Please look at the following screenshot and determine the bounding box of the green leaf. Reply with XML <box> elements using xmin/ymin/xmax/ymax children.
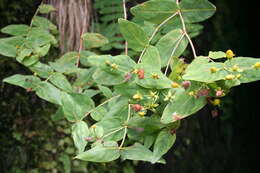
<box><xmin>208</xmin><ymin>51</ymin><xmax>226</xmax><ymax>59</ymax></box>
<box><xmin>49</xmin><ymin>52</ymin><xmax>80</xmax><ymax>74</ymax></box>
<box><xmin>152</xmin><ymin>129</ymin><xmax>176</xmax><ymax>163</ymax></box>
<box><xmin>98</xmin><ymin>85</ymin><xmax>113</xmax><ymax>98</ymax></box>
<box><xmin>119</xmin><ymin>18</ymin><xmax>149</xmax><ymax>51</ymax></box>
<box><xmin>93</xmin><ymin>68</ymin><xmax>125</xmax><ymax>85</ymax></box>
<box><xmin>121</xmin><ymin>143</ymin><xmax>153</xmax><ymax>162</ymax></box>
<box><xmin>51</xmin><ymin>106</ymin><xmax>64</xmax><ymax>122</ymax></box>
<box><xmin>144</xmin><ymin>135</ymin><xmax>155</xmax><ymax>149</ymax></box>
<box><xmin>39</xmin><ymin>4</ymin><xmax>56</xmax><ymax>14</ymax></box>
<box><xmin>29</xmin><ymin>62</ymin><xmax>54</xmax><ymax>78</ymax></box>
<box><xmin>225</xmin><ymin>57</ymin><xmax>260</xmax><ymax>83</ymax></box>
<box><xmin>135</xmin><ymin>64</ymin><xmax>172</xmax><ymax>89</ymax></box>
<box><xmin>161</xmin><ymin>89</ymin><xmax>207</xmax><ymax>124</ymax></box>
<box><xmin>72</xmin><ymin>121</ymin><xmax>89</xmax><ymax>153</ymax></box>
<box><xmin>183</xmin><ymin>57</ymin><xmax>229</xmax><ymax>83</ymax></box>
<box><xmin>32</xmin><ymin>16</ymin><xmax>58</xmax><ymax>33</ymax></box>
<box><xmin>26</xmin><ymin>28</ymin><xmax>56</xmax><ymax>48</ymax></box>
<box><xmin>75</xmin><ymin>141</ymin><xmax>120</xmax><ymax>162</ymax></box>
<box><xmin>0</xmin><ymin>36</ymin><xmax>25</xmax><ymax>47</ymax></box>
<box><xmin>34</xmin><ymin>44</ymin><xmax>51</xmax><ymax>57</ymax></box>
<box><xmin>49</xmin><ymin>73</ymin><xmax>73</xmax><ymax>92</ymax></box>
<box><xmin>130</xmin><ymin>0</ymin><xmax>179</xmax><ymax>24</ymax></box>
<box><xmin>1</xmin><ymin>24</ymin><xmax>29</xmax><ymax>36</ymax></box>
<box><xmin>80</xmin><ymin>50</ymin><xmax>96</xmax><ymax>66</ymax></box>
<box><xmin>82</xmin><ymin>33</ymin><xmax>109</xmax><ymax>49</ymax></box>
<box><xmin>90</xmin><ymin>106</ymin><xmax>107</xmax><ymax>121</ymax></box>
<box><xmin>180</xmin><ymin>0</ymin><xmax>216</xmax><ymax>23</ymax></box>
<box><xmin>58</xmin><ymin>154</ymin><xmax>71</xmax><ymax>173</ymax></box>
<box><xmin>35</xmin><ymin>81</ymin><xmax>62</xmax><ymax>105</ymax></box>
<box><xmin>0</xmin><ymin>42</ymin><xmax>16</xmax><ymax>57</ymax></box>
<box><xmin>84</xmin><ymin>89</ymin><xmax>100</xmax><ymax>98</ymax></box>
<box><xmin>3</xmin><ymin>74</ymin><xmax>41</xmax><ymax>90</ymax></box>
<box><xmin>73</xmin><ymin>67</ymin><xmax>96</xmax><ymax>89</ymax></box>
<box><xmin>169</xmin><ymin>57</ymin><xmax>187</xmax><ymax>81</ymax></box>
<box><xmin>61</xmin><ymin>92</ymin><xmax>94</xmax><ymax>122</ymax></box>
<box><xmin>156</xmin><ymin>29</ymin><xmax>188</xmax><ymax>67</ymax></box>
<box><xmin>142</xmin><ymin>46</ymin><xmax>161</xmax><ymax>70</ymax></box>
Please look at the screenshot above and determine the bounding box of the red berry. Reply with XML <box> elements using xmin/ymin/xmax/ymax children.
<box><xmin>196</xmin><ymin>89</ymin><xmax>209</xmax><ymax>98</ymax></box>
<box><xmin>216</xmin><ymin>90</ymin><xmax>224</xmax><ymax>97</ymax></box>
<box><xmin>132</xmin><ymin>104</ymin><xmax>143</xmax><ymax>112</ymax></box>
<box><xmin>137</xmin><ymin>69</ymin><xmax>145</xmax><ymax>79</ymax></box>
<box><xmin>182</xmin><ymin>81</ymin><xmax>191</xmax><ymax>89</ymax></box>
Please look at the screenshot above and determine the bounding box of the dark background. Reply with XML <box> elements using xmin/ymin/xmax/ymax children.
<box><xmin>0</xmin><ymin>0</ymin><xmax>258</xmax><ymax>172</ymax></box>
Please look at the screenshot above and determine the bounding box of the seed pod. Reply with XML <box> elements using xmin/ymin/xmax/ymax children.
<box><xmin>182</xmin><ymin>81</ymin><xmax>191</xmax><ymax>89</ymax></box>
<box><xmin>124</xmin><ymin>72</ymin><xmax>132</xmax><ymax>81</ymax></box>
<box><xmin>196</xmin><ymin>89</ymin><xmax>209</xmax><ymax>97</ymax></box>
<box><xmin>137</xmin><ymin>69</ymin><xmax>145</xmax><ymax>79</ymax></box>
<box><xmin>131</xmin><ymin>104</ymin><xmax>143</xmax><ymax>112</ymax></box>
<box><xmin>215</xmin><ymin>90</ymin><xmax>224</xmax><ymax>97</ymax></box>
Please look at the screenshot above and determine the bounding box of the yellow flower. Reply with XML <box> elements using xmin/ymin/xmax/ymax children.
<box><xmin>253</xmin><ymin>62</ymin><xmax>260</xmax><ymax>69</ymax></box>
<box><xmin>133</xmin><ymin>93</ymin><xmax>143</xmax><ymax>100</ymax></box>
<box><xmin>212</xmin><ymin>99</ymin><xmax>221</xmax><ymax>106</ymax></box>
<box><xmin>111</xmin><ymin>63</ymin><xmax>118</xmax><ymax>70</ymax></box>
<box><xmin>231</xmin><ymin>65</ymin><xmax>240</xmax><ymax>72</ymax></box>
<box><xmin>225</xmin><ymin>74</ymin><xmax>235</xmax><ymax>80</ymax></box>
<box><xmin>210</xmin><ymin>67</ymin><xmax>218</xmax><ymax>73</ymax></box>
<box><xmin>151</xmin><ymin>73</ymin><xmax>160</xmax><ymax>79</ymax></box>
<box><xmin>226</xmin><ymin>49</ymin><xmax>235</xmax><ymax>59</ymax></box>
<box><xmin>188</xmin><ymin>91</ymin><xmax>195</xmax><ymax>96</ymax></box>
<box><xmin>138</xmin><ymin>111</ymin><xmax>146</xmax><ymax>117</ymax></box>
<box><xmin>236</xmin><ymin>74</ymin><xmax>241</xmax><ymax>79</ymax></box>
<box><xmin>171</xmin><ymin>82</ymin><xmax>180</xmax><ymax>88</ymax></box>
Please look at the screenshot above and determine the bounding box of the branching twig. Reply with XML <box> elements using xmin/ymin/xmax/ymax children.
<box><xmin>119</xmin><ymin>104</ymin><xmax>131</xmax><ymax>149</ymax></box>
<box><xmin>123</xmin><ymin>0</ymin><xmax>128</xmax><ymax>55</ymax></box>
<box><xmin>164</xmin><ymin>34</ymin><xmax>185</xmax><ymax>75</ymax></box>
<box><xmin>137</xmin><ymin>12</ymin><xmax>178</xmax><ymax>63</ymax></box>
<box><xmin>178</xmin><ymin>10</ymin><xmax>197</xmax><ymax>58</ymax></box>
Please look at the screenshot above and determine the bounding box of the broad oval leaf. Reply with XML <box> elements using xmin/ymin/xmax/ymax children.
<box><xmin>82</xmin><ymin>33</ymin><xmax>109</xmax><ymax>49</ymax></box>
<box><xmin>142</xmin><ymin>46</ymin><xmax>161</xmax><ymax>70</ymax></box>
<box><xmin>152</xmin><ymin>129</ymin><xmax>176</xmax><ymax>163</ymax></box>
<box><xmin>72</xmin><ymin>121</ymin><xmax>89</xmax><ymax>153</ymax></box>
<box><xmin>130</xmin><ymin>0</ymin><xmax>179</xmax><ymax>24</ymax></box>
<box><xmin>3</xmin><ymin>74</ymin><xmax>41</xmax><ymax>90</ymax></box>
<box><xmin>49</xmin><ymin>73</ymin><xmax>73</xmax><ymax>92</ymax></box>
<box><xmin>121</xmin><ymin>143</ymin><xmax>153</xmax><ymax>162</ymax></box>
<box><xmin>161</xmin><ymin>89</ymin><xmax>207</xmax><ymax>124</ymax></box>
<box><xmin>180</xmin><ymin>0</ymin><xmax>216</xmax><ymax>23</ymax></box>
<box><xmin>119</xmin><ymin>18</ymin><xmax>149</xmax><ymax>51</ymax></box>
<box><xmin>35</xmin><ymin>81</ymin><xmax>62</xmax><ymax>105</ymax></box>
<box><xmin>0</xmin><ymin>42</ymin><xmax>16</xmax><ymax>57</ymax></box>
<box><xmin>182</xmin><ymin>57</ymin><xmax>229</xmax><ymax>83</ymax></box>
<box><xmin>156</xmin><ymin>29</ymin><xmax>188</xmax><ymax>67</ymax></box>
<box><xmin>61</xmin><ymin>92</ymin><xmax>94</xmax><ymax>122</ymax></box>
<box><xmin>75</xmin><ymin>141</ymin><xmax>120</xmax><ymax>162</ymax></box>
<box><xmin>39</xmin><ymin>4</ymin><xmax>56</xmax><ymax>14</ymax></box>
<box><xmin>1</xmin><ymin>24</ymin><xmax>29</xmax><ymax>36</ymax></box>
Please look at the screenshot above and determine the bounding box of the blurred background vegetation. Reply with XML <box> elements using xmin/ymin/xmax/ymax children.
<box><xmin>0</xmin><ymin>0</ymin><xmax>257</xmax><ymax>173</ymax></box>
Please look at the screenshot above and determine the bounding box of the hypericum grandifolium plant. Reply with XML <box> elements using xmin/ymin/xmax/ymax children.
<box><xmin>1</xmin><ymin>0</ymin><xmax>260</xmax><ymax>164</ymax></box>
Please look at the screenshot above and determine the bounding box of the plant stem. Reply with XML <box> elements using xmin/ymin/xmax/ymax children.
<box><xmin>123</xmin><ymin>0</ymin><xmax>128</xmax><ymax>55</ymax></box>
<box><xmin>83</xmin><ymin>95</ymin><xmax>121</xmax><ymax>118</ymax></box>
<box><xmin>119</xmin><ymin>104</ymin><xmax>131</xmax><ymax>149</ymax></box>
<box><xmin>137</xmin><ymin>12</ymin><xmax>178</xmax><ymax>63</ymax></box>
<box><xmin>102</xmin><ymin>127</ymin><xmax>124</xmax><ymax>139</ymax></box>
<box><xmin>164</xmin><ymin>34</ymin><xmax>185</xmax><ymax>75</ymax></box>
<box><xmin>178</xmin><ymin>10</ymin><xmax>197</xmax><ymax>58</ymax></box>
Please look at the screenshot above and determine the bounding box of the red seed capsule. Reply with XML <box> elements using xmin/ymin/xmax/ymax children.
<box><xmin>196</xmin><ymin>89</ymin><xmax>209</xmax><ymax>98</ymax></box>
<box><xmin>137</xmin><ymin>69</ymin><xmax>145</xmax><ymax>79</ymax></box>
<box><xmin>216</xmin><ymin>90</ymin><xmax>224</xmax><ymax>97</ymax></box>
<box><xmin>182</xmin><ymin>81</ymin><xmax>191</xmax><ymax>89</ymax></box>
<box><xmin>131</xmin><ymin>104</ymin><xmax>143</xmax><ymax>112</ymax></box>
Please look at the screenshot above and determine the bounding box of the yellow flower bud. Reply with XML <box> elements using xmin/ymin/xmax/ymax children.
<box><xmin>105</xmin><ymin>60</ymin><xmax>111</xmax><ymax>65</ymax></box>
<box><xmin>226</xmin><ymin>49</ymin><xmax>235</xmax><ymax>59</ymax></box>
<box><xmin>138</xmin><ymin>111</ymin><xmax>146</xmax><ymax>117</ymax></box>
<box><xmin>236</xmin><ymin>74</ymin><xmax>241</xmax><ymax>79</ymax></box>
<box><xmin>91</xmin><ymin>125</ymin><xmax>97</xmax><ymax>129</ymax></box>
<box><xmin>171</xmin><ymin>82</ymin><xmax>180</xmax><ymax>88</ymax></box>
<box><xmin>188</xmin><ymin>91</ymin><xmax>195</xmax><ymax>96</ymax></box>
<box><xmin>111</xmin><ymin>63</ymin><xmax>118</xmax><ymax>70</ymax></box>
<box><xmin>212</xmin><ymin>99</ymin><xmax>221</xmax><ymax>106</ymax></box>
<box><xmin>151</xmin><ymin>73</ymin><xmax>160</xmax><ymax>79</ymax></box>
<box><xmin>210</xmin><ymin>67</ymin><xmax>218</xmax><ymax>73</ymax></box>
<box><xmin>133</xmin><ymin>93</ymin><xmax>143</xmax><ymax>100</ymax></box>
<box><xmin>225</xmin><ymin>74</ymin><xmax>235</xmax><ymax>80</ymax></box>
<box><xmin>253</xmin><ymin>62</ymin><xmax>260</xmax><ymax>69</ymax></box>
<box><xmin>133</xmin><ymin>69</ymin><xmax>139</xmax><ymax>74</ymax></box>
<box><xmin>231</xmin><ymin>65</ymin><xmax>240</xmax><ymax>72</ymax></box>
